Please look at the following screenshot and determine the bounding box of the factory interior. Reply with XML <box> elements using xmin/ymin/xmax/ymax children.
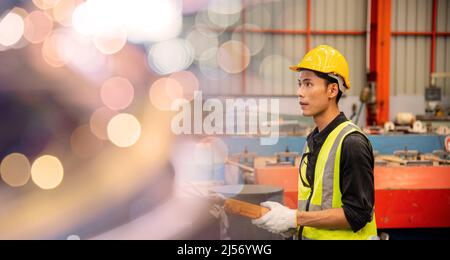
<box><xmin>0</xmin><ymin>0</ymin><xmax>449</xmax><ymax>240</ymax></box>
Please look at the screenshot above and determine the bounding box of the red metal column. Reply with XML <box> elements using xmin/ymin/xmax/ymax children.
<box><xmin>306</xmin><ymin>0</ymin><xmax>311</xmax><ymax>52</ymax></box>
<box><xmin>375</xmin><ymin>0</ymin><xmax>391</xmax><ymax>125</ymax></box>
<box><xmin>430</xmin><ymin>0</ymin><xmax>437</xmax><ymax>79</ymax></box>
<box><xmin>366</xmin><ymin>0</ymin><xmax>379</xmax><ymax>127</ymax></box>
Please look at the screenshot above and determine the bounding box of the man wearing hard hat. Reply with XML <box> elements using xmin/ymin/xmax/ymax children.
<box><xmin>252</xmin><ymin>45</ymin><xmax>377</xmax><ymax>240</ymax></box>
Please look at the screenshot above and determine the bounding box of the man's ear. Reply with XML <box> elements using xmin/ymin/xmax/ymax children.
<box><xmin>327</xmin><ymin>83</ymin><xmax>339</xmax><ymax>99</ymax></box>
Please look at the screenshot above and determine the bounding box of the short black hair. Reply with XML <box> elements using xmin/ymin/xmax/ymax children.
<box><xmin>300</xmin><ymin>69</ymin><xmax>343</xmax><ymax>103</ymax></box>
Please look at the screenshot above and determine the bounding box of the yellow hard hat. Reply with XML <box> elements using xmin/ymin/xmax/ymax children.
<box><xmin>290</xmin><ymin>45</ymin><xmax>351</xmax><ymax>91</ymax></box>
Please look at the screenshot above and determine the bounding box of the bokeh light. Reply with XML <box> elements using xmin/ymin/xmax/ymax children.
<box><xmin>33</xmin><ymin>0</ymin><xmax>59</xmax><ymax>10</ymax></box>
<box><xmin>197</xmin><ymin>137</ymin><xmax>229</xmax><ymax>164</ymax></box>
<box><xmin>72</xmin><ymin>0</ymin><xmax>182</xmax><ymax>43</ymax></box>
<box><xmin>246</xmin><ymin>4</ymin><xmax>272</xmax><ymax>28</ymax></box>
<box><xmin>41</xmin><ymin>30</ymin><xmax>67</xmax><ymax>67</ymax></box>
<box><xmin>31</xmin><ymin>155</ymin><xmax>64</xmax><ymax>190</ymax></box>
<box><xmin>207</xmin><ymin>11</ymin><xmax>241</xmax><ymax>29</ymax></box>
<box><xmin>186</xmin><ymin>29</ymin><xmax>219</xmax><ymax>60</ymax></box>
<box><xmin>194</xmin><ymin>10</ymin><xmax>225</xmax><ymax>37</ymax></box>
<box><xmin>206</xmin><ymin>0</ymin><xmax>242</xmax><ymax>28</ymax></box>
<box><xmin>107</xmin><ymin>113</ymin><xmax>142</xmax><ymax>148</ymax></box>
<box><xmin>70</xmin><ymin>125</ymin><xmax>104</xmax><ymax>159</ymax></box>
<box><xmin>53</xmin><ymin>0</ymin><xmax>82</xmax><ymax>27</ymax></box>
<box><xmin>259</xmin><ymin>55</ymin><xmax>293</xmax><ymax>89</ymax></box>
<box><xmin>101</xmin><ymin>77</ymin><xmax>135</xmax><ymax>111</ymax></box>
<box><xmin>0</xmin><ymin>153</ymin><xmax>31</xmax><ymax>188</ymax></box>
<box><xmin>217</xmin><ymin>40</ymin><xmax>250</xmax><ymax>74</ymax></box>
<box><xmin>198</xmin><ymin>47</ymin><xmax>227</xmax><ymax>80</ymax></box>
<box><xmin>232</xmin><ymin>24</ymin><xmax>266</xmax><ymax>56</ymax></box>
<box><xmin>56</xmin><ymin>30</ymin><xmax>109</xmax><ymax>79</ymax></box>
<box><xmin>93</xmin><ymin>28</ymin><xmax>127</xmax><ymax>55</ymax></box>
<box><xmin>169</xmin><ymin>71</ymin><xmax>199</xmax><ymax>101</ymax></box>
<box><xmin>207</xmin><ymin>7</ymin><xmax>241</xmax><ymax>29</ymax></box>
<box><xmin>0</xmin><ymin>12</ymin><xmax>25</xmax><ymax>47</ymax></box>
<box><xmin>90</xmin><ymin>107</ymin><xmax>119</xmax><ymax>140</ymax></box>
<box><xmin>125</xmin><ymin>0</ymin><xmax>183</xmax><ymax>43</ymax></box>
<box><xmin>10</xmin><ymin>7</ymin><xmax>28</xmax><ymax>18</ymax></box>
<box><xmin>23</xmin><ymin>10</ymin><xmax>54</xmax><ymax>44</ymax></box>
<box><xmin>208</xmin><ymin>0</ymin><xmax>242</xmax><ymax>14</ymax></box>
<box><xmin>71</xmin><ymin>1</ymin><xmax>93</xmax><ymax>36</ymax></box>
<box><xmin>147</xmin><ymin>38</ymin><xmax>194</xmax><ymax>75</ymax></box>
<box><xmin>149</xmin><ymin>78</ymin><xmax>184</xmax><ymax>111</ymax></box>
<box><xmin>67</xmin><ymin>234</ymin><xmax>81</xmax><ymax>240</ymax></box>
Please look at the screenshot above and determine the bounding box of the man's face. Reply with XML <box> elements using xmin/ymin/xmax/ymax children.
<box><xmin>296</xmin><ymin>70</ymin><xmax>330</xmax><ymax>117</ymax></box>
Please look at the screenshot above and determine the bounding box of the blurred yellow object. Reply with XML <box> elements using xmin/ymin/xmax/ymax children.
<box><xmin>31</xmin><ymin>155</ymin><xmax>64</xmax><ymax>190</ymax></box>
<box><xmin>0</xmin><ymin>153</ymin><xmax>31</xmax><ymax>187</ymax></box>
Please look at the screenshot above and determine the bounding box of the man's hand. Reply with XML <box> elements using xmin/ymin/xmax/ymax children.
<box><xmin>251</xmin><ymin>201</ymin><xmax>297</xmax><ymax>234</ymax></box>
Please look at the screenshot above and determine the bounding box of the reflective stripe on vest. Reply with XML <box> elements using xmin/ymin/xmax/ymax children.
<box><xmin>297</xmin><ymin>120</ymin><xmax>378</xmax><ymax>240</ymax></box>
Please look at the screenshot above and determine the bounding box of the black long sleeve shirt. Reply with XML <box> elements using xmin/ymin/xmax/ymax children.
<box><xmin>305</xmin><ymin>112</ymin><xmax>375</xmax><ymax>232</ymax></box>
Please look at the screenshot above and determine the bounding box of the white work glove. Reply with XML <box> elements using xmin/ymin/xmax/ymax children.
<box><xmin>251</xmin><ymin>201</ymin><xmax>297</xmax><ymax>234</ymax></box>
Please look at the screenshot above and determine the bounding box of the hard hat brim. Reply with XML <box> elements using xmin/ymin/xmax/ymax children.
<box><xmin>289</xmin><ymin>65</ymin><xmax>300</xmax><ymax>72</ymax></box>
<box><xmin>289</xmin><ymin>66</ymin><xmax>350</xmax><ymax>91</ymax></box>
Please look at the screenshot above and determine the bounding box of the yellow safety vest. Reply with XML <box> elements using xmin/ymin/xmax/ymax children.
<box><xmin>297</xmin><ymin>120</ymin><xmax>377</xmax><ymax>240</ymax></box>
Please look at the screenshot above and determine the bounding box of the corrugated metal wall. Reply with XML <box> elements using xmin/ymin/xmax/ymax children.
<box><xmin>191</xmin><ymin>0</ymin><xmax>449</xmax><ymax>99</ymax></box>
<box><xmin>391</xmin><ymin>0</ymin><xmax>431</xmax><ymax>96</ymax></box>
<box><xmin>246</xmin><ymin>0</ymin><xmax>304</xmax><ymax>96</ymax></box>
<box><xmin>436</xmin><ymin>0</ymin><xmax>450</xmax><ymax>96</ymax></box>
<box><xmin>195</xmin><ymin>0</ymin><xmax>368</xmax><ymax>97</ymax></box>
<box><xmin>312</xmin><ymin>0</ymin><xmax>366</xmax><ymax>31</ymax></box>
<box><xmin>311</xmin><ymin>0</ymin><xmax>367</xmax><ymax>97</ymax></box>
<box><xmin>391</xmin><ymin>0</ymin><xmax>450</xmax><ymax>96</ymax></box>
